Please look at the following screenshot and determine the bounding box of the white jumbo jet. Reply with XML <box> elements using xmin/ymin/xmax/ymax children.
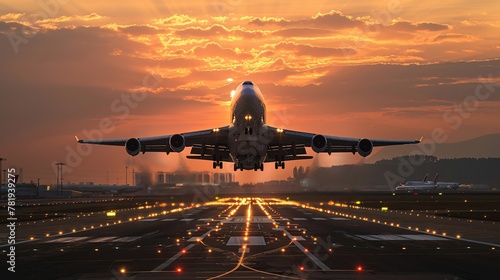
<box><xmin>77</xmin><ymin>81</ymin><xmax>421</xmax><ymax>171</ymax></box>
<box><xmin>395</xmin><ymin>173</ymin><xmax>439</xmax><ymax>191</ymax></box>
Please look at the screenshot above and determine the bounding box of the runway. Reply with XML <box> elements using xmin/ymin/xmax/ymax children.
<box><xmin>2</xmin><ymin>195</ymin><xmax>499</xmax><ymax>279</ymax></box>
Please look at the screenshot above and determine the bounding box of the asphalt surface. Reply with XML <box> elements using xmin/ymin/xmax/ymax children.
<box><xmin>1</xmin><ymin>196</ymin><xmax>499</xmax><ymax>279</ymax></box>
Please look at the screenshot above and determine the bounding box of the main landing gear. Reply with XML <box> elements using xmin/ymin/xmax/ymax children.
<box><xmin>213</xmin><ymin>161</ymin><xmax>223</xmax><ymax>169</ymax></box>
<box><xmin>253</xmin><ymin>163</ymin><xmax>264</xmax><ymax>171</ymax></box>
<box><xmin>234</xmin><ymin>163</ymin><xmax>244</xmax><ymax>171</ymax></box>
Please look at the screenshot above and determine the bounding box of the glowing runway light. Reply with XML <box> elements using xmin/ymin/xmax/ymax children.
<box><xmin>357</xmin><ymin>266</ymin><xmax>363</xmax><ymax>271</ymax></box>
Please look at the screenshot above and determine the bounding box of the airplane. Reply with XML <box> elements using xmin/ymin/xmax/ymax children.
<box><xmin>77</xmin><ymin>81</ymin><xmax>421</xmax><ymax>171</ymax></box>
<box><xmin>434</xmin><ymin>174</ymin><xmax>459</xmax><ymax>190</ymax></box>
<box><xmin>404</xmin><ymin>173</ymin><xmax>429</xmax><ymax>185</ymax></box>
<box><xmin>395</xmin><ymin>173</ymin><xmax>439</xmax><ymax>191</ymax></box>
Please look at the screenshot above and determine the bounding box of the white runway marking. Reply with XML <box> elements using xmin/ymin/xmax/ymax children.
<box><xmin>312</xmin><ymin>217</ymin><xmax>327</xmax><ymax>220</ymax></box>
<box><xmin>180</xmin><ymin>218</ymin><xmax>193</xmax><ymax>222</ymax></box>
<box><xmin>161</xmin><ymin>218</ymin><xmax>176</xmax><ymax>221</ymax></box>
<box><xmin>139</xmin><ymin>218</ymin><xmax>158</xmax><ymax>222</ymax></box>
<box><xmin>282</xmin><ymin>229</ymin><xmax>331</xmax><ymax>271</ymax></box>
<box><xmin>356</xmin><ymin>234</ymin><xmax>448</xmax><ymax>241</ymax></box>
<box><xmin>292</xmin><ymin>236</ymin><xmax>306</xmax><ymax>241</ymax></box>
<box><xmin>152</xmin><ymin>229</ymin><xmax>213</xmax><ymax>271</ymax></box>
<box><xmin>331</xmin><ymin>217</ymin><xmax>350</xmax><ymax>220</ymax></box>
<box><xmin>111</xmin><ymin>236</ymin><xmax>141</xmax><ymax>242</ymax></box>
<box><xmin>44</xmin><ymin>237</ymin><xmax>89</xmax><ymax>243</ymax></box>
<box><xmin>226</xmin><ymin>236</ymin><xmax>266</xmax><ymax>246</ymax></box>
<box><xmin>87</xmin><ymin>236</ymin><xmax>119</xmax><ymax>243</ymax></box>
<box><xmin>293</xmin><ymin>218</ymin><xmax>307</xmax><ymax>220</ymax></box>
<box><xmin>222</xmin><ymin>216</ymin><xmax>273</xmax><ymax>223</ymax></box>
<box><xmin>198</xmin><ymin>218</ymin><xmax>212</xmax><ymax>221</ymax></box>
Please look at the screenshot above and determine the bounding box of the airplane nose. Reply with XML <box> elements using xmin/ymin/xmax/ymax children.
<box><xmin>240</xmin><ymin>87</ymin><xmax>256</xmax><ymax>96</ymax></box>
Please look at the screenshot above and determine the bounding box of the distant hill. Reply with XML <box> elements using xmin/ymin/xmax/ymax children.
<box><xmin>365</xmin><ymin>134</ymin><xmax>500</xmax><ymax>164</ymax></box>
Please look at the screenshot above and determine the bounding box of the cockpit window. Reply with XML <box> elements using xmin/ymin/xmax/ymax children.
<box><xmin>242</xmin><ymin>81</ymin><xmax>253</xmax><ymax>85</ymax></box>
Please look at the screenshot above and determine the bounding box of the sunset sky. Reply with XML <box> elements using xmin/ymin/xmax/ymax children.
<box><xmin>1</xmin><ymin>0</ymin><xmax>499</xmax><ymax>185</ymax></box>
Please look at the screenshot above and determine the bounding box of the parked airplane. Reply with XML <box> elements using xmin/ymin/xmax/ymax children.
<box><xmin>435</xmin><ymin>174</ymin><xmax>460</xmax><ymax>190</ymax></box>
<box><xmin>404</xmin><ymin>173</ymin><xmax>429</xmax><ymax>185</ymax></box>
<box><xmin>395</xmin><ymin>173</ymin><xmax>439</xmax><ymax>191</ymax></box>
<box><xmin>78</xmin><ymin>81</ymin><xmax>420</xmax><ymax>171</ymax></box>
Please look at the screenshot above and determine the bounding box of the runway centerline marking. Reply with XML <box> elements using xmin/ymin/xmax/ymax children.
<box><xmin>226</xmin><ymin>236</ymin><xmax>266</xmax><ymax>246</ymax></box>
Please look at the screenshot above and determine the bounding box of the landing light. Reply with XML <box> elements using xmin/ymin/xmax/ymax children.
<box><xmin>357</xmin><ymin>266</ymin><xmax>363</xmax><ymax>271</ymax></box>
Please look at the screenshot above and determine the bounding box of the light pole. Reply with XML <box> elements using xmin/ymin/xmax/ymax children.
<box><xmin>55</xmin><ymin>162</ymin><xmax>66</xmax><ymax>195</ymax></box>
<box><xmin>0</xmin><ymin>158</ymin><xmax>6</xmax><ymax>185</ymax></box>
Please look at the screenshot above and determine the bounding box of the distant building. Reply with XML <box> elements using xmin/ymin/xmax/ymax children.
<box><xmin>154</xmin><ymin>171</ymin><xmax>234</xmax><ymax>185</ymax></box>
<box><xmin>156</xmin><ymin>172</ymin><xmax>165</xmax><ymax>184</ymax></box>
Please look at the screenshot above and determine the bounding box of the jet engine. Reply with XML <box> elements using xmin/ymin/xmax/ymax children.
<box><xmin>125</xmin><ymin>138</ymin><xmax>141</xmax><ymax>156</ymax></box>
<box><xmin>311</xmin><ymin>134</ymin><xmax>327</xmax><ymax>153</ymax></box>
<box><xmin>357</xmin><ymin>138</ymin><xmax>373</xmax><ymax>157</ymax></box>
<box><xmin>169</xmin><ymin>134</ymin><xmax>185</xmax><ymax>152</ymax></box>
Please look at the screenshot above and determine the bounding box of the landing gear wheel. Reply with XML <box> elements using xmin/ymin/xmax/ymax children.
<box><xmin>213</xmin><ymin>161</ymin><xmax>217</xmax><ymax>169</ymax></box>
<box><xmin>260</xmin><ymin>163</ymin><xmax>264</xmax><ymax>171</ymax></box>
<box><xmin>275</xmin><ymin>162</ymin><xmax>279</xmax><ymax>169</ymax></box>
<box><xmin>281</xmin><ymin>162</ymin><xmax>285</xmax><ymax>169</ymax></box>
<box><xmin>234</xmin><ymin>164</ymin><xmax>238</xmax><ymax>171</ymax></box>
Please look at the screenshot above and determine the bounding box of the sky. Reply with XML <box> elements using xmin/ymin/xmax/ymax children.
<box><xmin>1</xmin><ymin>0</ymin><xmax>499</xmax><ymax>185</ymax></box>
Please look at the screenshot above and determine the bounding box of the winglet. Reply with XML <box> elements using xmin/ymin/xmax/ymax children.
<box><xmin>75</xmin><ymin>136</ymin><xmax>81</xmax><ymax>143</ymax></box>
<box><xmin>418</xmin><ymin>136</ymin><xmax>423</xmax><ymax>143</ymax></box>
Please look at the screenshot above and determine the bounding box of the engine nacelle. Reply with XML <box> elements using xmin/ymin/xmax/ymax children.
<box><xmin>311</xmin><ymin>134</ymin><xmax>327</xmax><ymax>153</ymax></box>
<box><xmin>357</xmin><ymin>138</ymin><xmax>373</xmax><ymax>157</ymax></box>
<box><xmin>169</xmin><ymin>134</ymin><xmax>185</xmax><ymax>152</ymax></box>
<box><xmin>125</xmin><ymin>138</ymin><xmax>141</xmax><ymax>156</ymax></box>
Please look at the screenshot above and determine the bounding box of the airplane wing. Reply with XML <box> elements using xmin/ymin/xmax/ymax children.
<box><xmin>77</xmin><ymin>126</ymin><xmax>231</xmax><ymax>158</ymax></box>
<box><xmin>266</xmin><ymin>126</ymin><xmax>420</xmax><ymax>159</ymax></box>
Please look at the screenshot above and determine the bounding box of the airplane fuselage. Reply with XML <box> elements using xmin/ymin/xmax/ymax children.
<box><xmin>228</xmin><ymin>81</ymin><xmax>269</xmax><ymax>170</ymax></box>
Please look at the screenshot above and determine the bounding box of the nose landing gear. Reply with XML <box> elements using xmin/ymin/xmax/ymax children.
<box><xmin>275</xmin><ymin>161</ymin><xmax>285</xmax><ymax>169</ymax></box>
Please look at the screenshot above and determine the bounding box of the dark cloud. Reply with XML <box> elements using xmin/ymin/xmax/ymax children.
<box><xmin>272</xmin><ymin>27</ymin><xmax>335</xmax><ymax>38</ymax></box>
<box><xmin>188</xmin><ymin>42</ymin><xmax>253</xmax><ymax>60</ymax></box>
<box><xmin>0</xmin><ymin>21</ymin><xmax>34</xmax><ymax>34</ymax></box>
<box><xmin>118</xmin><ymin>24</ymin><xmax>162</xmax><ymax>35</ymax></box>
<box><xmin>248</xmin><ymin>10</ymin><xmax>363</xmax><ymax>30</ymax></box>
<box><xmin>433</xmin><ymin>33</ymin><xmax>475</xmax><ymax>42</ymax></box>
<box><xmin>175</xmin><ymin>24</ymin><xmax>264</xmax><ymax>39</ymax></box>
<box><xmin>388</xmin><ymin>21</ymin><xmax>450</xmax><ymax>32</ymax></box>
<box><xmin>274</xmin><ymin>41</ymin><xmax>356</xmax><ymax>57</ymax></box>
